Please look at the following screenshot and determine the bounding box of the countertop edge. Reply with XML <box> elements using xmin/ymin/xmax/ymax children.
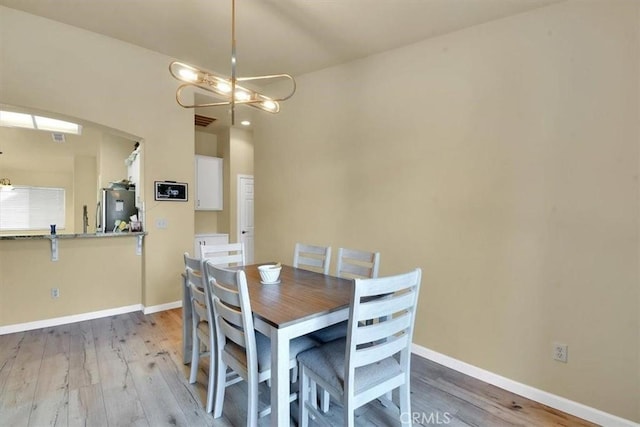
<box><xmin>0</xmin><ymin>232</ymin><xmax>148</xmax><ymax>241</ymax></box>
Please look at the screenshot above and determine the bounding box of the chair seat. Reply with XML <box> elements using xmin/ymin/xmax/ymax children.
<box><xmin>297</xmin><ymin>338</ymin><xmax>402</xmax><ymax>394</ymax></box>
<box><xmin>225</xmin><ymin>332</ymin><xmax>318</xmax><ymax>374</ymax></box>
<box><xmin>308</xmin><ymin>320</ymin><xmax>348</xmax><ymax>343</ymax></box>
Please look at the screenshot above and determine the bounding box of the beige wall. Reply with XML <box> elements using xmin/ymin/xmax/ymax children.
<box><xmin>99</xmin><ymin>133</ymin><xmax>133</xmax><ymax>189</ymax></box>
<box><xmin>217</xmin><ymin>127</ymin><xmax>254</xmax><ymax>242</ymax></box>
<box><xmin>217</xmin><ymin>128</ymin><xmax>231</xmax><ymax>237</ymax></box>
<box><xmin>254</xmin><ymin>0</ymin><xmax>639</xmax><ymax>422</ymax></box>
<box><xmin>0</xmin><ymin>7</ymin><xmax>194</xmax><ymax>315</ymax></box>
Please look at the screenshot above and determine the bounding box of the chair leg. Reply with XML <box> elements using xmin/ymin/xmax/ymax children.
<box><xmin>399</xmin><ymin>382</ymin><xmax>411</xmax><ymax>426</ymax></box>
<box><xmin>344</xmin><ymin>397</ymin><xmax>356</xmax><ymax>427</ymax></box>
<box><xmin>320</xmin><ymin>389</ymin><xmax>330</xmax><ymax>413</ymax></box>
<box><xmin>189</xmin><ymin>333</ymin><xmax>199</xmax><ymax>384</ymax></box>
<box><xmin>213</xmin><ymin>358</ymin><xmax>227</xmax><ymax>418</ymax></box>
<box><xmin>247</xmin><ymin>376</ymin><xmax>259</xmax><ymax>427</ymax></box>
<box><xmin>310</xmin><ymin>379</ymin><xmax>318</xmax><ymax>409</ymax></box>
<box><xmin>298</xmin><ymin>365</ymin><xmax>309</xmax><ymax>427</ymax></box>
<box><xmin>205</xmin><ymin>350</ymin><xmax>215</xmax><ymax>413</ymax></box>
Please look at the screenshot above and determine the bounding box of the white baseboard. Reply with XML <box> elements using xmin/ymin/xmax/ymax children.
<box><xmin>142</xmin><ymin>300</ymin><xmax>182</xmax><ymax>314</ymax></box>
<box><xmin>412</xmin><ymin>344</ymin><xmax>639</xmax><ymax>427</ymax></box>
<box><xmin>0</xmin><ymin>304</ymin><xmax>143</xmax><ymax>335</ymax></box>
<box><xmin>0</xmin><ymin>300</ymin><xmax>184</xmax><ymax>335</ymax></box>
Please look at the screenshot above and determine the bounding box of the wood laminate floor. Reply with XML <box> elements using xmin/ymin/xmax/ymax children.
<box><xmin>0</xmin><ymin>309</ymin><xmax>598</xmax><ymax>426</ymax></box>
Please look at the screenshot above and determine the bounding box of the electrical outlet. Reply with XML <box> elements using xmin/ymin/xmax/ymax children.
<box><xmin>553</xmin><ymin>343</ymin><xmax>568</xmax><ymax>363</ymax></box>
<box><xmin>51</xmin><ymin>287</ymin><xmax>60</xmax><ymax>299</ymax></box>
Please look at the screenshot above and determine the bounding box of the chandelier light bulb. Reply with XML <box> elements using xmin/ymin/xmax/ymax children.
<box><xmin>178</xmin><ymin>68</ymin><xmax>199</xmax><ymax>82</ymax></box>
<box><xmin>234</xmin><ymin>90</ymin><xmax>251</xmax><ymax>101</ymax></box>
<box><xmin>216</xmin><ymin>81</ymin><xmax>232</xmax><ymax>93</ymax></box>
<box><xmin>261</xmin><ymin>100</ymin><xmax>277</xmax><ymax>111</ymax></box>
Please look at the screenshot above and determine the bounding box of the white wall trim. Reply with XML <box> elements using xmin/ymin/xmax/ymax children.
<box><xmin>0</xmin><ymin>300</ymin><xmax>184</xmax><ymax>335</ymax></box>
<box><xmin>412</xmin><ymin>344</ymin><xmax>639</xmax><ymax>427</ymax></box>
<box><xmin>0</xmin><ymin>304</ymin><xmax>143</xmax><ymax>335</ymax></box>
<box><xmin>142</xmin><ymin>300</ymin><xmax>182</xmax><ymax>314</ymax></box>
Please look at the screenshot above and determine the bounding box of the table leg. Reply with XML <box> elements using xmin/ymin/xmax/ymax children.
<box><xmin>182</xmin><ymin>273</ymin><xmax>192</xmax><ymax>364</ymax></box>
<box><xmin>271</xmin><ymin>327</ymin><xmax>291</xmax><ymax>427</ymax></box>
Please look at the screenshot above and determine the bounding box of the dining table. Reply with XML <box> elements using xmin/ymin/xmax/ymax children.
<box><xmin>181</xmin><ymin>263</ymin><xmax>353</xmax><ymax>427</ymax></box>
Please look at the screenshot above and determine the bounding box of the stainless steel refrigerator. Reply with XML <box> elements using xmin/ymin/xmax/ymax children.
<box><xmin>99</xmin><ymin>188</ymin><xmax>137</xmax><ymax>232</ymax></box>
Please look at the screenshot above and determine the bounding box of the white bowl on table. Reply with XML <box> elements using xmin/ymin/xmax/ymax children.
<box><xmin>258</xmin><ymin>264</ymin><xmax>281</xmax><ymax>284</ymax></box>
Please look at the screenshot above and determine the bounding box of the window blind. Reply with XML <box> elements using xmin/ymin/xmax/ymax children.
<box><xmin>0</xmin><ymin>186</ymin><xmax>65</xmax><ymax>231</ymax></box>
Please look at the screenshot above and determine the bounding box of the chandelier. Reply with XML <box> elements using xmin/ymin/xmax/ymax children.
<box><xmin>169</xmin><ymin>0</ymin><xmax>296</xmax><ymax>125</ymax></box>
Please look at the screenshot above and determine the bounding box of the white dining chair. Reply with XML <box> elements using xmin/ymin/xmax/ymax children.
<box><xmin>204</xmin><ymin>261</ymin><xmax>318</xmax><ymax>425</ymax></box>
<box><xmin>309</xmin><ymin>247</ymin><xmax>381</xmax><ymax>412</ymax></box>
<box><xmin>311</xmin><ymin>247</ymin><xmax>381</xmax><ymax>342</ymax></box>
<box><xmin>297</xmin><ymin>268</ymin><xmax>422</xmax><ymax>427</ymax></box>
<box><xmin>292</xmin><ymin>243</ymin><xmax>331</xmax><ymax>275</ymax></box>
<box><xmin>336</xmin><ymin>247</ymin><xmax>380</xmax><ymax>279</ymax></box>
<box><xmin>183</xmin><ymin>252</ymin><xmax>216</xmax><ymax>413</ymax></box>
<box><xmin>200</xmin><ymin>242</ymin><xmax>245</xmax><ymax>267</ymax></box>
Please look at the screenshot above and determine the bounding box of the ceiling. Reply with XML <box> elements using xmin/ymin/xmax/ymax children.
<box><xmin>0</xmin><ymin>0</ymin><xmax>562</xmax><ymax>129</ymax></box>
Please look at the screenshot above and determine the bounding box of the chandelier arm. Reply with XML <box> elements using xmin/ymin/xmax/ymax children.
<box><xmin>175</xmin><ymin>83</ymin><xmax>234</xmax><ymax>108</ymax></box>
<box><xmin>236</xmin><ymin>74</ymin><xmax>297</xmax><ymax>101</ymax></box>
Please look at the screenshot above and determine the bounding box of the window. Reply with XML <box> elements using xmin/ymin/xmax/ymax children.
<box><xmin>0</xmin><ymin>186</ymin><xmax>65</xmax><ymax>231</ymax></box>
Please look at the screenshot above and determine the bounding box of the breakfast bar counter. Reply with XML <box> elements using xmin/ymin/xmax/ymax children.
<box><xmin>0</xmin><ymin>231</ymin><xmax>146</xmax><ymax>240</ymax></box>
<box><xmin>0</xmin><ymin>232</ymin><xmax>147</xmax><ymax>261</ymax></box>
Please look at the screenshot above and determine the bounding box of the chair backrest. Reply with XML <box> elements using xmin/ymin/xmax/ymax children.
<box><xmin>184</xmin><ymin>251</ymin><xmax>202</xmax><ymax>273</ymax></box>
<box><xmin>345</xmin><ymin>268</ymin><xmax>422</xmax><ymax>395</ymax></box>
<box><xmin>200</xmin><ymin>242</ymin><xmax>246</xmax><ymax>267</ymax></box>
<box><xmin>203</xmin><ymin>261</ymin><xmax>258</xmax><ymax>375</ymax></box>
<box><xmin>293</xmin><ymin>243</ymin><xmax>331</xmax><ymax>275</ymax></box>
<box><xmin>336</xmin><ymin>247</ymin><xmax>380</xmax><ymax>280</ymax></box>
<box><xmin>183</xmin><ymin>252</ymin><xmax>211</xmax><ymax>326</ymax></box>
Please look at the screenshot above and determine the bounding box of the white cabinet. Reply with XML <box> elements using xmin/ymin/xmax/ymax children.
<box><xmin>194</xmin><ymin>233</ymin><xmax>229</xmax><ymax>258</ymax></box>
<box><xmin>195</xmin><ymin>155</ymin><xmax>223</xmax><ymax>210</ymax></box>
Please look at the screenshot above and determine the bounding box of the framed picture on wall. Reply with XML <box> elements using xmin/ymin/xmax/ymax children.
<box><xmin>154</xmin><ymin>181</ymin><xmax>188</xmax><ymax>201</ymax></box>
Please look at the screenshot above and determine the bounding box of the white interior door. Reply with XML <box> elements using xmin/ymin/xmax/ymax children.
<box><xmin>238</xmin><ymin>175</ymin><xmax>254</xmax><ymax>264</ymax></box>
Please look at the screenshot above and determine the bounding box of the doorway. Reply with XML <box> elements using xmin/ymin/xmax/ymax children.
<box><xmin>237</xmin><ymin>174</ymin><xmax>254</xmax><ymax>264</ymax></box>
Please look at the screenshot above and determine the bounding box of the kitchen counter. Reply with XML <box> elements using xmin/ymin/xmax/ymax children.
<box><xmin>0</xmin><ymin>231</ymin><xmax>147</xmax><ymax>240</ymax></box>
<box><xmin>0</xmin><ymin>231</ymin><xmax>146</xmax><ymax>260</ymax></box>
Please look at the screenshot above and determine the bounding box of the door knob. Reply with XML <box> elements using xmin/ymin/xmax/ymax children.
<box><xmin>242</xmin><ymin>230</ymin><xmax>247</xmax><ymax>234</ymax></box>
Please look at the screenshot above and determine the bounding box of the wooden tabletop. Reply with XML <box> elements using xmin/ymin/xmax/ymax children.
<box><xmin>238</xmin><ymin>264</ymin><xmax>353</xmax><ymax>329</ymax></box>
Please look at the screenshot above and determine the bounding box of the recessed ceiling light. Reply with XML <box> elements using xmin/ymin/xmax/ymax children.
<box><xmin>240</xmin><ymin>120</ymin><xmax>251</xmax><ymax>126</ymax></box>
